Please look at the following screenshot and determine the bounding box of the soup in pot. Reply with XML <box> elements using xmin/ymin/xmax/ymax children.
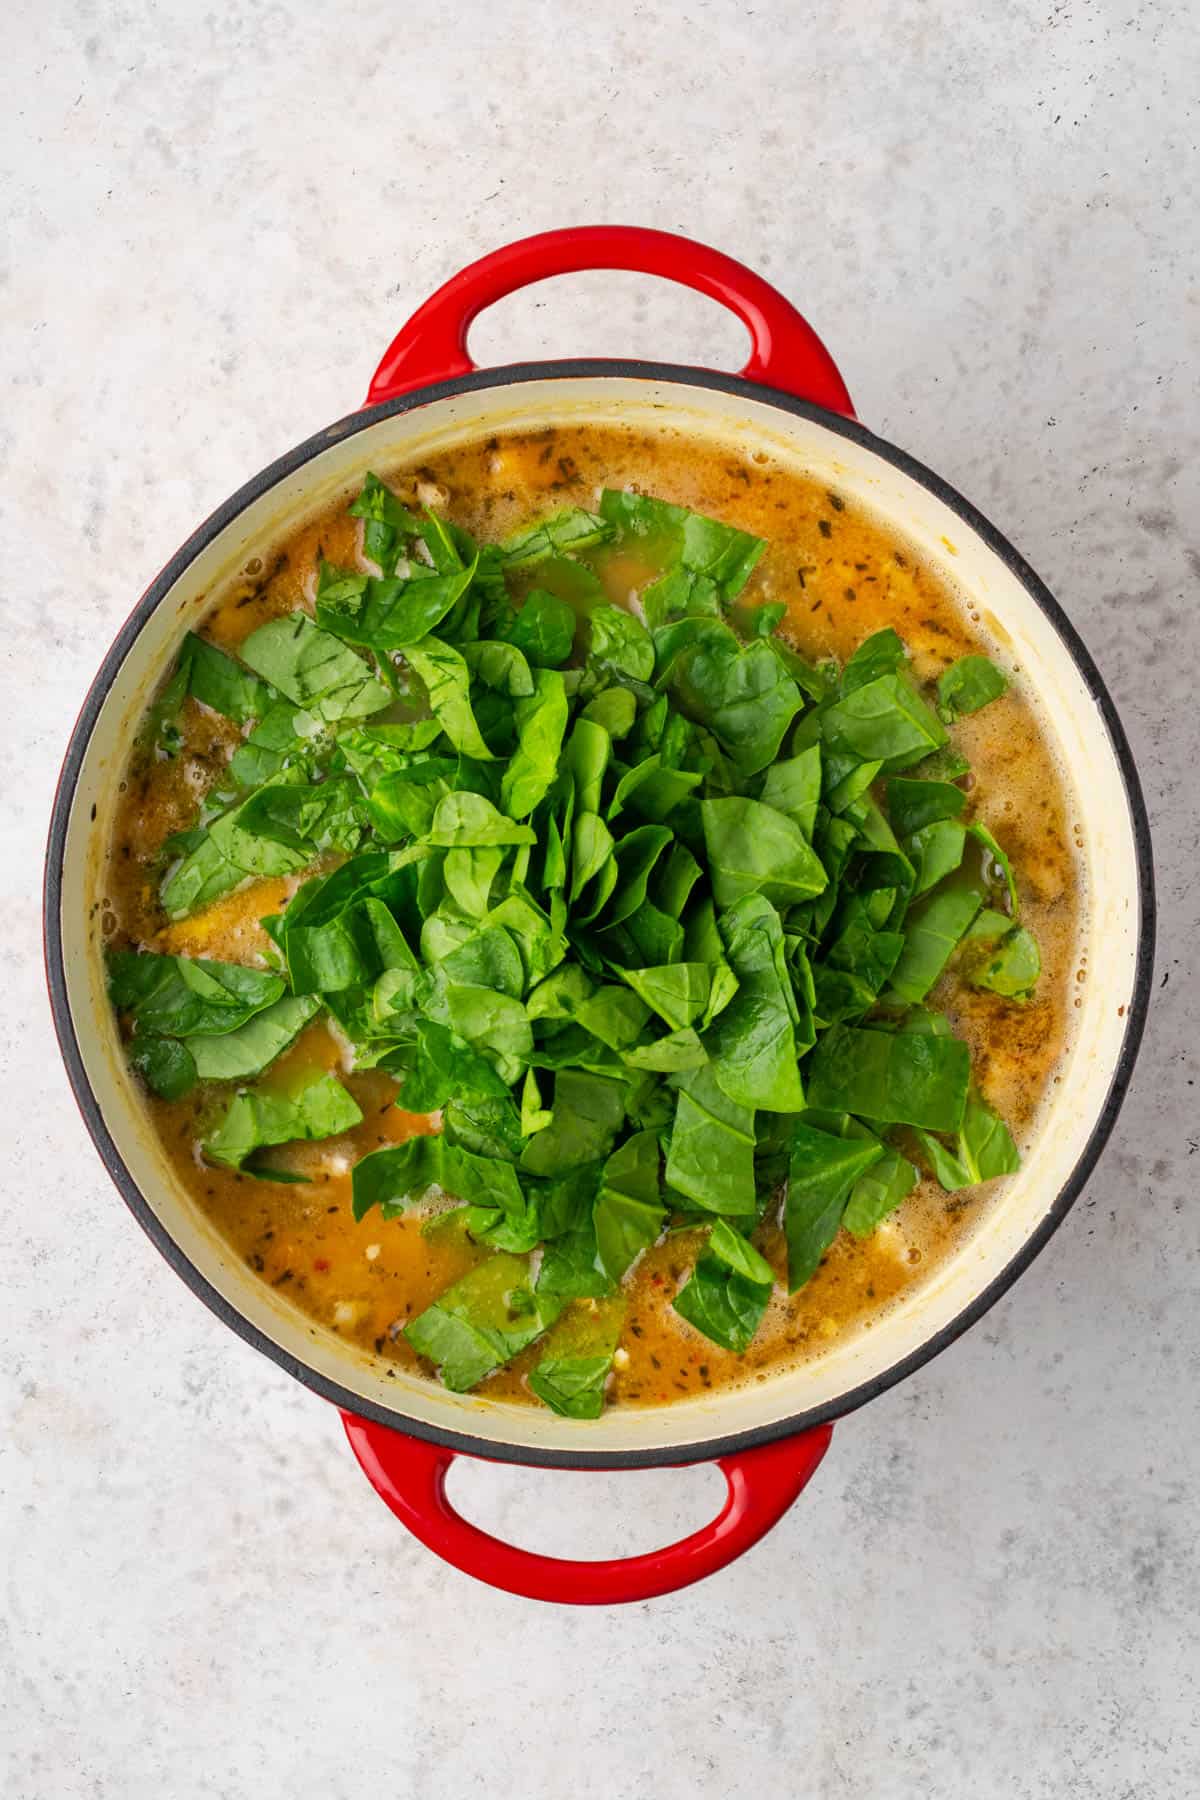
<box><xmin>101</xmin><ymin>424</ymin><xmax>1080</xmax><ymax>1418</ymax></box>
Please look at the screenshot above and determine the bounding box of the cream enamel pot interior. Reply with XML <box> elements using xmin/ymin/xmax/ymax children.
<box><xmin>45</xmin><ymin>229</ymin><xmax>1154</xmax><ymax>1605</ymax></box>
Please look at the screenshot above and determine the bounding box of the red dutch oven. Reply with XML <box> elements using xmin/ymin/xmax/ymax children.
<box><xmin>45</xmin><ymin>228</ymin><xmax>1154</xmax><ymax>1604</ymax></box>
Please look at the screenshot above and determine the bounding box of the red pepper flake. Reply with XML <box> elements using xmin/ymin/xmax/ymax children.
<box><xmin>313</xmin><ymin>1258</ymin><xmax>330</xmax><ymax>1273</ymax></box>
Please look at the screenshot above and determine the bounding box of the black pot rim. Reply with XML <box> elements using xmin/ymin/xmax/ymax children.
<box><xmin>44</xmin><ymin>359</ymin><xmax>1156</xmax><ymax>1471</ymax></box>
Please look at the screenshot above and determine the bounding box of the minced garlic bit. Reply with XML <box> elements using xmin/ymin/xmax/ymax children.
<box><xmin>365</xmin><ymin>1244</ymin><xmax>381</xmax><ymax>1261</ymax></box>
<box><xmin>612</xmin><ymin>1347</ymin><xmax>631</xmax><ymax>1370</ymax></box>
<box><xmin>872</xmin><ymin>1219</ymin><xmax>907</xmax><ymax>1260</ymax></box>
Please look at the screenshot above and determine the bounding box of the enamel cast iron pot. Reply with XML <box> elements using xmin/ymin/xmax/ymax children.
<box><xmin>45</xmin><ymin>228</ymin><xmax>1155</xmax><ymax>1605</ymax></box>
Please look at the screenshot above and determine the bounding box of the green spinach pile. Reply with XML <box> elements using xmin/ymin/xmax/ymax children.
<box><xmin>111</xmin><ymin>475</ymin><xmax>1038</xmax><ymax>1417</ymax></box>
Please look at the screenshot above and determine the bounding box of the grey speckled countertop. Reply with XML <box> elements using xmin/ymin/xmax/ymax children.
<box><xmin>3</xmin><ymin>3</ymin><xmax>1197</xmax><ymax>1796</ymax></box>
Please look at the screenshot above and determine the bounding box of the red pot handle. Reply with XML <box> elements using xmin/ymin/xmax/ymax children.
<box><xmin>341</xmin><ymin>1410</ymin><xmax>833</xmax><ymax>1604</ymax></box>
<box><xmin>365</xmin><ymin>225</ymin><xmax>854</xmax><ymax>417</ymax></box>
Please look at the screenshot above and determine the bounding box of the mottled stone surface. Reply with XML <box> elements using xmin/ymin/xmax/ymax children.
<box><xmin>2</xmin><ymin>3</ymin><xmax>1197</xmax><ymax>1796</ymax></box>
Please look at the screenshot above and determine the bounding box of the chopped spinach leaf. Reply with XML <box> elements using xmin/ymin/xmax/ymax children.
<box><xmin>316</xmin><ymin>556</ymin><xmax>479</xmax><ymax>651</ymax></box>
<box><xmin>666</xmin><ymin>1064</ymin><xmax>757</xmax><ymax>1216</ymax></box>
<box><xmin>965</xmin><ymin>919</ymin><xmax>1041</xmax><ymax>999</ymax></box>
<box><xmin>938</xmin><ymin>655</ymin><xmax>1008</xmax><ymax>720</ymax></box>
<box><xmin>759</xmin><ymin>745</ymin><xmax>822</xmax><ymax>839</ymax></box>
<box><xmin>404</xmin><ymin>637</ymin><xmax>495</xmax><ymax>760</ymax></box>
<box><xmin>396</xmin><ymin>1019</ymin><xmax>511</xmax><ymax>1112</ymax></box>
<box><xmin>968</xmin><ymin>821</ymin><xmax>1020</xmax><ymax>916</ymax></box>
<box><xmin>916</xmin><ymin>1090</ymin><xmax>1020</xmax><ymax>1190</ymax></box>
<box><xmin>519</xmin><ymin>1069</ymin><xmax>626</xmax><ymax>1177</ymax></box>
<box><xmin>501</xmin><ymin>670</ymin><xmax>569</xmax><ymax>820</ymax></box>
<box><xmin>674</xmin><ymin>1246</ymin><xmax>771</xmax><ymax>1352</ymax></box>
<box><xmin>188</xmin><ymin>994</ymin><xmax>322</xmax><ymax>1082</ymax></box>
<box><xmin>906</xmin><ymin>819</ymin><xmax>967</xmax><ymax>898</ymax></box>
<box><xmin>239</xmin><ymin>613</ymin><xmax>391</xmax><ymax>720</ymax></box>
<box><xmin>842</xmin><ymin>1149</ymin><xmax>918</xmax><ymax>1238</ymax></box>
<box><xmin>529</xmin><ymin>1296</ymin><xmax>628</xmax><ymax>1417</ymax></box>
<box><xmin>129</xmin><ymin>1034</ymin><xmax>197</xmax><ymax>1101</ymax></box>
<box><xmin>528</xmin><ymin>1351</ymin><xmax>614</xmax><ymax>1418</ymax></box>
<box><xmin>709</xmin><ymin>1216</ymin><xmax>776</xmax><ymax>1286</ymax></box>
<box><xmin>204</xmin><ymin>1073</ymin><xmax>362</xmax><ymax>1170</ymax></box>
<box><xmin>704</xmin><ymin>895</ymin><xmax>805</xmax><ymax>1112</ymax></box>
<box><xmin>502</xmin><ymin>588</ymin><xmax>578</xmax><ymax>666</ymax></box>
<box><xmin>350</xmin><ymin>472</ymin><xmax>422</xmax><ymax>574</ymax></box>
<box><xmin>785</xmin><ymin>1120</ymin><xmax>884</xmax><ymax>1290</ymax></box>
<box><xmin>405</xmin><ymin>1254</ymin><xmax>562</xmax><ymax>1391</ymax></box>
<box><xmin>593</xmin><ymin>1129</ymin><xmax>666</xmax><ymax>1284</ymax></box>
<box><xmin>182</xmin><ymin>632</ymin><xmax>274</xmax><ymax>725</ymax></box>
<box><xmin>108</xmin><ymin>951</ymin><xmax>284</xmax><ymax>1038</ymax></box>
<box><xmin>806</xmin><ymin>1024</ymin><xmax>970</xmax><ymax>1132</ymax></box>
<box><xmin>820</xmin><ymin>669</ymin><xmax>947</xmax><ymax>771</ymax></box>
<box><xmin>499</xmin><ymin>508</ymin><xmax>612</xmax><ymax>567</ymax></box>
<box><xmin>886</xmin><ymin>885</ymin><xmax>984</xmax><ymax>1005</ymax></box>
<box><xmin>886</xmin><ymin>777</ymin><xmax>966</xmax><ymax>839</ymax></box>
<box><xmin>700</xmin><ymin>797</ymin><xmax>827</xmax><ymax>911</ymax></box>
